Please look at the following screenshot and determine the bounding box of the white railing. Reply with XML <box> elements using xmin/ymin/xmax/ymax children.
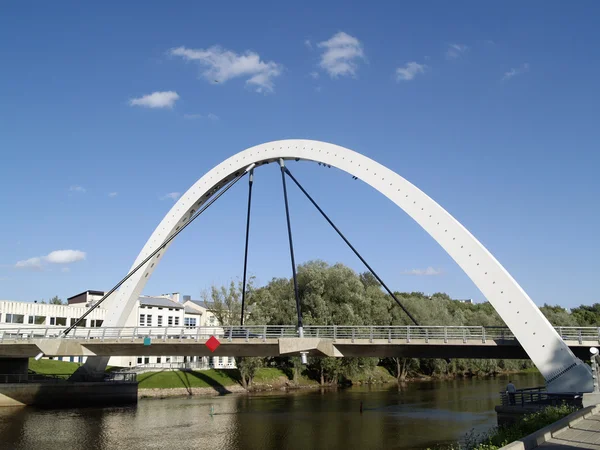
<box><xmin>0</xmin><ymin>325</ymin><xmax>597</xmax><ymax>344</ymax></box>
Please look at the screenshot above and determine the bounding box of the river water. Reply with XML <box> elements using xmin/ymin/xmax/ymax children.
<box><xmin>0</xmin><ymin>372</ymin><xmax>543</xmax><ymax>450</ymax></box>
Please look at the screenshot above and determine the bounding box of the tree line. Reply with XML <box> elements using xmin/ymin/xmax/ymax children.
<box><xmin>204</xmin><ymin>260</ymin><xmax>599</xmax><ymax>388</ymax></box>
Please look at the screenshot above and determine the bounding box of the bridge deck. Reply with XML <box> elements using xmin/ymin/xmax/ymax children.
<box><xmin>0</xmin><ymin>326</ymin><xmax>597</xmax><ymax>359</ymax></box>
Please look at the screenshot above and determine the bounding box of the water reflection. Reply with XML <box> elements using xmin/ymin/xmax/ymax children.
<box><xmin>0</xmin><ymin>372</ymin><xmax>543</xmax><ymax>450</ymax></box>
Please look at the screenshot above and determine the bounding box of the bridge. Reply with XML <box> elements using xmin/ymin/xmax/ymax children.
<box><xmin>1</xmin><ymin>325</ymin><xmax>598</xmax><ymax>360</ymax></box>
<box><xmin>1</xmin><ymin>139</ymin><xmax>596</xmax><ymax>397</ymax></box>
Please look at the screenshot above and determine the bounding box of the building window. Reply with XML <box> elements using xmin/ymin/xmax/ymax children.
<box><xmin>28</xmin><ymin>315</ymin><xmax>46</xmax><ymax>325</ymax></box>
<box><xmin>55</xmin><ymin>317</ymin><xmax>67</xmax><ymax>326</ymax></box>
<box><xmin>157</xmin><ymin>357</ymin><xmax>161</xmax><ymax>364</ymax></box>
<box><xmin>70</xmin><ymin>318</ymin><xmax>86</xmax><ymax>327</ymax></box>
<box><xmin>174</xmin><ymin>317</ymin><xmax>180</xmax><ymax>326</ymax></box>
<box><xmin>166</xmin><ymin>357</ymin><xmax>171</xmax><ymax>363</ymax></box>
<box><xmin>90</xmin><ymin>319</ymin><xmax>103</xmax><ymax>327</ymax></box>
<box><xmin>6</xmin><ymin>314</ymin><xmax>24</xmax><ymax>324</ymax></box>
<box><xmin>146</xmin><ymin>315</ymin><xmax>152</xmax><ymax>326</ymax></box>
<box><xmin>50</xmin><ymin>317</ymin><xmax>56</xmax><ymax>325</ymax></box>
<box><xmin>157</xmin><ymin>316</ymin><xmax>163</xmax><ymax>327</ymax></box>
<box><xmin>168</xmin><ymin>316</ymin><xmax>173</xmax><ymax>326</ymax></box>
<box><xmin>144</xmin><ymin>357</ymin><xmax>149</xmax><ymax>364</ymax></box>
<box><xmin>146</xmin><ymin>307</ymin><xmax>152</xmax><ymax>310</ymax></box>
<box><xmin>158</xmin><ymin>307</ymin><xmax>163</xmax><ymax>310</ymax></box>
<box><xmin>209</xmin><ymin>316</ymin><xmax>215</xmax><ymax>325</ymax></box>
<box><xmin>139</xmin><ymin>315</ymin><xmax>145</xmax><ymax>326</ymax></box>
<box><xmin>184</xmin><ymin>317</ymin><xmax>197</xmax><ymax>328</ymax></box>
<box><xmin>137</xmin><ymin>357</ymin><xmax>142</xmax><ymax>364</ymax></box>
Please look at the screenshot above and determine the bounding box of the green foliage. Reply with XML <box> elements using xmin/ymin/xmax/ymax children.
<box><xmin>461</xmin><ymin>404</ymin><xmax>577</xmax><ymax>449</ymax></box>
<box><xmin>49</xmin><ymin>296</ymin><xmax>64</xmax><ymax>305</ymax></box>
<box><xmin>202</xmin><ymin>260</ymin><xmax>596</xmax><ymax>386</ymax></box>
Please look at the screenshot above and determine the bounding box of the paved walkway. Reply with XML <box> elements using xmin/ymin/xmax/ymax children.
<box><xmin>539</xmin><ymin>412</ymin><xmax>600</xmax><ymax>449</ymax></box>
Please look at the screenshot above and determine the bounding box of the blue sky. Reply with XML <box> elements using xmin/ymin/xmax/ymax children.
<box><xmin>0</xmin><ymin>1</ymin><xmax>598</xmax><ymax>308</ymax></box>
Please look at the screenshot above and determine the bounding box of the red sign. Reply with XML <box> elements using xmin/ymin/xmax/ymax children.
<box><xmin>205</xmin><ymin>336</ymin><xmax>221</xmax><ymax>352</ymax></box>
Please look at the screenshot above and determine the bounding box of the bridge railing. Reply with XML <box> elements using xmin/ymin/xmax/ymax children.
<box><xmin>499</xmin><ymin>386</ymin><xmax>582</xmax><ymax>408</ymax></box>
<box><xmin>0</xmin><ymin>325</ymin><xmax>598</xmax><ymax>344</ymax></box>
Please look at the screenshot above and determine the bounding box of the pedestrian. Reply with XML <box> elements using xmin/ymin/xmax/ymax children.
<box><xmin>506</xmin><ymin>380</ymin><xmax>516</xmax><ymax>405</ymax></box>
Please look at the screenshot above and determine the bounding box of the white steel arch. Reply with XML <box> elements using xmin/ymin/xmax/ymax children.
<box><xmin>90</xmin><ymin>139</ymin><xmax>591</xmax><ymax>392</ymax></box>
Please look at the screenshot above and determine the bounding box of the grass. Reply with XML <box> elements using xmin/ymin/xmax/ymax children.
<box><xmin>28</xmin><ymin>358</ymin><xmax>81</xmax><ymax>375</ymax></box>
<box><xmin>253</xmin><ymin>368</ymin><xmax>288</xmax><ymax>383</ymax></box>
<box><xmin>138</xmin><ymin>369</ymin><xmax>240</xmax><ymax>389</ymax></box>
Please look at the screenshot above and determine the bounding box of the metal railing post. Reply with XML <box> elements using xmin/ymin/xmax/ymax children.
<box><xmin>370</xmin><ymin>326</ymin><xmax>373</xmax><ymax>343</ymax></box>
<box><xmin>163</xmin><ymin>327</ymin><xmax>168</xmax><ymax>342</ymax></box>
<box><xmin>352</xmin><ymin>328</ymin><xmax>355</xmax><ymax>343</ymax></box>
<box><xmin>463</xmin><ymin>328</ymin><xmax>467</xmax><ymax>344</ymax></box>
<box><xmin>131</xmin><ymin>327</ymin><xmax>136</xmax><ymax>343</ymax></box>
<box><xmin>579</xmin><ymin>329</ymin><xmax>583</xmax><ymax>345</ymax></box>
<box><xmin>101</xmin><ymin>328</ymin><xmax>106</xmax><ymax>342</ymax></box>
<box><xmin>196</xmin><ymin>327</ymin><xmax>200</xmax><ymax>342</ymax></box>
<box><xmin>482</xmin><ymin>327</ymin><xmax>486</xmax><ymax>344</ymax></box>
<box><xmin>407</xmin><ymin>326</ymin><xmax>411</xmax><ymax>343</ymax></box>
<box><xmin>116</xmin><ymin>328</ymin><xmax>122</xmax><ymax>341</ymax></box>
<box><xmin>388</xmin><ymin>328</ymin><xmax>392</xmax><ymax>344</ymax></box>
<box><xmin>333</xmin><ymin>325</ymin><xmax>337</xmax><ymax>342</ymax></box>
<box><xmin>444</xmin><ymin>327</ymin><xmax>448</xmax><ymax>344</ymax></box>
<box><xmin>179</xmin><ymin>328</ymin><xmax>184</xmax><ymax>342</ymax></box>
<box><xmin>245</xmin><ymin>328</ymin><xmax>249</xmax><ymax>342</ymax></box>
<box><xmin>425</xmin><ymin>328</ymin><xmax>429</xmax><ymax>343</ymax></box>
<box><xmin>263</xmin><ymin>325</ymin><xmax>267</xmax><ymax>342</ymax></box>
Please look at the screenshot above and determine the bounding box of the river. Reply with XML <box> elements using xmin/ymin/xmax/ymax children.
<box><xmin>0</xmin><ymin>372</ymin><xmax>543</xmax><ymax>450</ymax></box>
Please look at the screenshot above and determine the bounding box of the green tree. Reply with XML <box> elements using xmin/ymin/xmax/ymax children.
<box><xmin>49</xmin><ymin>296</ymin><xmax>63</xmax><ymax>305</ymax></box>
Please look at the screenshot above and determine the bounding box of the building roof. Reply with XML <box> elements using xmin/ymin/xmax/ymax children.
<box><xmin>67</xmin><ymin>290</ymin><xmax>105</xmax><ymax>301</ymax></box>
<box><xmin>184</xmin><ymin>305</ymin><xmax>202</xmax><ymax>315</ymax></box>
<box><xmin>189</xmin><ymin>300</ymin><xmax>215</xmax><ymax>310</ymax></box>
<box><xmin>138</xmin><ymin>296</ymin><xmax>184</xmax><ymax>309</ymax></box>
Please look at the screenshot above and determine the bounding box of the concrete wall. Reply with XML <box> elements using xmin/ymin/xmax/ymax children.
<box><xmin>0</xmin><ymin>382</ymin><xmax>137</xmax><ymax>408</ymax></box>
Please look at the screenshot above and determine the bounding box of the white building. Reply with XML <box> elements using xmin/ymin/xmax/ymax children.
<box><xmin>0</xmin><ymin>291</ymin><xmax>236</xmax><ymax>370</ymax></box>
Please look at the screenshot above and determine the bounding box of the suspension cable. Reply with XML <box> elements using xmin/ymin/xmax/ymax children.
<box><xmin>279</xmin><ymin>159</ymin><xmax>303</xmax><ymax>330</ymax></box>
<box><xmin>283</xmin><ymin>166</ymin><xmax>419</xmax><ymax>327</ymax></box>
<box><xmin>62</xmin><ymin>166</ymin><xmax>254</xmax><ymax>336</ymax></box>
<box><xmin>240</xmin><ymin>169</ymin><xmax>254</xmax><ymax>325</ymax></box>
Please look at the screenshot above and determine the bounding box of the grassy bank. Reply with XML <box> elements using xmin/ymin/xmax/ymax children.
<box><xmin>28</xmin><ymin>358</ymin><xmax>82</xmax><ymax>375</ymax></box>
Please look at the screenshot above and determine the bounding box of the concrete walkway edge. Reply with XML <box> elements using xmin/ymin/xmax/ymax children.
<box><xmin>500</xmin><ymin>405</ymin><xmax>600</xmax><ymax>450</ymax></box>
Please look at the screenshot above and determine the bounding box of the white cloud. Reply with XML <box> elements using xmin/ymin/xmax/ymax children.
<box><xmin>161</xmin><ymin>192</ymin><xmax>181</xmax><ymax>201</ymax></box>
<box><xmin>396</xmin><ymin>62</ymin><xmax>427</xmax><ymax>81</ymax></box>
<box><xmin>69</xmin><ymin>185</ymin><xmax>86</xmax><ymax>194</ymax></box>
<box><xmin>14</xmin><ymin>249</ymin><xmax>86</xmax><ymax>271</ymax></box>
<box><xmin>108</xmin><ymin>192</ymin><xmax>118</xmax><ymax>197</ymax></box>
<box><xmin>446</xmin><ymin>43</ymin><xmax>468</xmax><ymax>60</ymax></box>
<box><xmin>401</xmin><ymin>267</ymin><xmax>443</xmax><ymax>276</ymax></box>
<box><xmin>304</xmin><ymin>39</ymin><xmax>312</xmax><ymax>49</ymax></box>
<box><xmin>503</xmin><ymin>63</ymin><xmax>530</xmax><ymax>81</ymax></box>
<box><xmin>129</xmin><ymin>91</ymin><xmax>180</xmax><ymax>109</ymax></box>
<box><xmin>183</xmin><ymin>113</ymin><xmax>219</xmax><ymax>120</ymax></box>
<box><xmin>170</xmin><ymin>46</ymin><xmax>282</xmax><ymax>93</ymax></box>
<box><xmin>317</xmin><ymin>32</ymin><xmax>365</xmax><ymax>78</ymax></box>
<box><xmin>15</xmin><ymin>257</ymin><xmax>44</xmax><ymax>271</ymax></box>
<box><xmin>45</xmin><ymin>250</ymin><xmax>86</xmax><ymax>264</ymax></box>
<box><xmin>309</xmin><ymin>71</ymin><xmax>319</xmax><ymax>80</ymax></box>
